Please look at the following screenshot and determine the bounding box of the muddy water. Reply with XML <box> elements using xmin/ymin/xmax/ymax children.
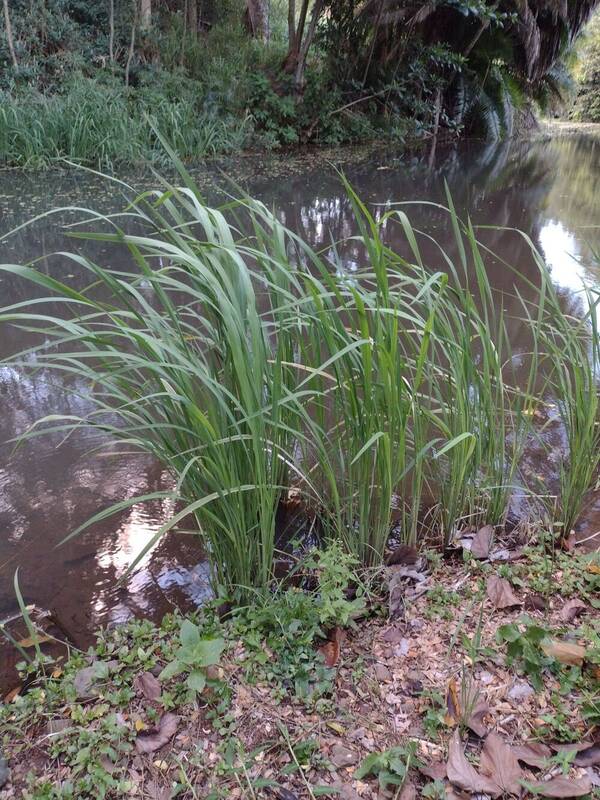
<box><xmin>1</xmin><ymin>132</ymin><xmax>599</xmax><ymax>647</ymax></box>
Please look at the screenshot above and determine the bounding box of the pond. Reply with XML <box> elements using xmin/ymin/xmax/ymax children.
<box><xmin>1</xmin><ymin>130</ymin><xmax>600</xmax><ymax>652</ymax></box>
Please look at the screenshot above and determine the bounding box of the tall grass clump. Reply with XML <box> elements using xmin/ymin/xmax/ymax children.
<box><xmin>0</xmin><ymin>182</ymin><xmax>319</xmax><ymax>599</ymax></box>
<box><xmin>0</xmin><ymin>77</ymin><xmax>248</xmax><ymax>169</ymax></box>
<box><xmin>2</xmin><ymin>168</ymin><xmax>597</xmax><ymax>597</ymax></box>
<box><xmin>537</xmin><ymin>282</ymin><xmax>600</xmax><ymax>538</ymax></box>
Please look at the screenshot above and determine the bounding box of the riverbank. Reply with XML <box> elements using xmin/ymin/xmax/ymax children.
<box><xmin>540</xmin><ymin>120</ymin><xmax>600</xmax><ymax>139</ymax></box>
<box><xmin>1</xmin><ymin>533</ymin><xmax>599</xmax><ymax>799</ymax></box>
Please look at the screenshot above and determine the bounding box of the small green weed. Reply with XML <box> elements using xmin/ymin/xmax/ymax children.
<box><xmin>304</xmin><ymin>542</ymin><xmax>366</xmax><ymax>628</ymax></box>
<box><xmin>424</xmin><ymin>585</ymin><xmax>462</xmax><ymax>620</ymax></box>
<box><xmin>159</xmin><ymin>619</ymin><xmax>225</xmax><ymax>695</ymax></box>
<box><xmin>421</xmin><ymin>690</ymin><xmax>447</xmax><ymax>740</ymax></box>
<box><xmin>355</xmin><ymin>741</ymin><xmax>418</xmax><ymax>791</ymax></box>
<box><xmin>496</xmin><ymin>617</ymin><xmax>551</xmax><ymax>691</ymax></box>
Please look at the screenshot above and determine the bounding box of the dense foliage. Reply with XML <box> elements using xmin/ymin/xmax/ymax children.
<box><xmin>571</xmin><ymin>10</ymin><xmax>600</xmax><ymax>121</ymax></box>
<box><xmin>0</xmin><ymin>0</ymin><xmax>598</xmax><ymax>166</ymax></box>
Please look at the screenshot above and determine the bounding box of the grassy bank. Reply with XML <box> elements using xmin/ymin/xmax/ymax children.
<box><xmin>2</xmin><ymin>1</ymin><xmax>590</xmax><ymax>169</ymax></box>
<box><xmin>1</xmin><ymin>536</ymin><xmax>599</xmax><ymax>799</ymax></box>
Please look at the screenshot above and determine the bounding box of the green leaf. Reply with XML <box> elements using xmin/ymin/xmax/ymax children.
<box><xmin>497</xmin><ymin>623</ymin><xmax>520</xmax><ymax>643</ymax></box>
<box><xmin>186</xmin><ymin>670</ymin><xmax>206</xmax><ymax>693</ymax></box>
<box><xmin>193</xmin><ymin>637</ymin><xmax>225</xmax><ymax>667</ymax></box>
<box><xmin>159</xmin><ymin>660</ymin><xmax>184</xmax><ymax>681</ymax></box>
<box><xmin>355</xmin><ymin>752</ymin><xmax>385</xmax><ymax>779</ymax></box>
<box><xmin>180</xmin><ymin>620</ymin><xmax>200</xmax><ymax>649</ymax></box>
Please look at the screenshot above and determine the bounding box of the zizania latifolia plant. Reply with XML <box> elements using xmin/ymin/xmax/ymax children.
<box><xmin>1</xmin><ymin>164</ymin><xmax>598</xmax><ymax>598</ymax></box>
<box><xmin>537</xmin><ymin>281</ymin><xmax>600</xmax><ymax>539</ymax></box>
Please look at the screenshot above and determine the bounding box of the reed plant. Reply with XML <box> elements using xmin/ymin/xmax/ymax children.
<box><xmin>537</xmin><ymin>284</ymin><xmax>600</xmax><ymax>538</ymax></box>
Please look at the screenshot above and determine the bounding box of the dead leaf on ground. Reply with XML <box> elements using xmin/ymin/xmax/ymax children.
<box><xmin>386</xmin><ymin>544</ymin><xmax>419</xmax><ymax>566</ymax></box>
<box><xmin>466</xmin><ymin>698</ymin><xmax>491</xmax><ymax>738</ymax></box>
<box><xmin>527</xmin><ymin>774</ymin><xmax>592</xmax><ymax>797</ymax></box>
<box><xmin>444</xmin><ymin>677</ymin><xmax>460</xmax><ymax>726</ymax></box>
<box><xmin>145</xmin><ymin>780</ymin><xmax>171</xmax><ymax>800</ymax></box>
<box><xmin>134</xmin><ymin>671</ymin><xmax>161</xmax><ymax>702</ymax></box>
<box><xmin>318</xmin><ymin>627</ymin><xmax>343</xmax><ymax>667</ymax></box>
<box><xmin>512</xmin><ymin>741</ymin><xmax>552</xmax><ymax>768</ymax></box>
<box><xmin>551</xmin><ymin>742</ymin><xmax>594</xmax><ymax>756</ymax></box>
<box><xmin>587</xmin><ymin>563</ymin><xmax>600</xmax><ymax>575</ymax></box>
<box><xmin>446</xmin><ymin>730</ymin><xmax>500</xmax><ymax>797</ymax></box>
<box><xmin>541</xmin><ymin>639</ymin><xmax>586</xmax><ymax>667</ymax></box>
<box><xmin>398</xmin><ymin>780</ymin><xmax>417</xmax><ymax>800</ymax></box>
<box><xmin>559</xmin><ymin>599</ymin><xmax>587</xmax><ymax>623</ymax></box>
<box><xmin>276</xmin><ymin>790</ymin><xmax>300</xmax><ymax>800</ymax></box>
<box><xmin>135</xmin><ymin>713</ymin><xmax>179</xmax><ymax>754</ymax></box>
<box><xmin>480</xmin><ymin>732</ymin><xmax>524</xmax><ymax>795</ymax></box>
<box><xmin>471</xmin><ymin>525</ymin><xmax>494</xmax><ymax>559</ymax></box>
<box><xmin>16</xmin><ymin>634</ymin><xmax>52</xmax><ymax>648</ymax></box>
<box><xmin>524</xmin><ymin>593</ymin><xmax>548</xmax><ymax>612</ymax></box>
<box><xmin>4</xmin><ymin>685</ymin><xmax>21</xmax><ymax>703</ymax></box>
<box><xmin>419</xmin><ymin>761</ymin><xmax>446</xmax><ymax>781</ymax></box>
<box><xmin>486</xmin><ymin>575</ymin><xmax>522</xmax><ymax>609</ymax></box>
<box><xmin>574</xmin><ymin>745</ymin><xmax>600</xmax><ymax>768</ymax></box>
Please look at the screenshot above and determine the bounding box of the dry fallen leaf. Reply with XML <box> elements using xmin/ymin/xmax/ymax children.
<box><xmin>386</xmin><ymin>544</ymin><xmax>419</xmax><ymax>566</ymax></box>
<box><xmin>398</xmin><ymin>780</ymin><xmax>416</xmax><ymax>800</ymax></box>
<box><xmin>559</xmin><ymin>599</ymin><xmax>587</xmax><ymax>623</ymax></box>
<box><xmin>527</xmin><ymin>774</ymin><xmax>592</xmax><ymax>797</ymax></box>
<box><xmin>471</xmin><ymin>525</ymin><xmax>494</xmax><ymax>559</ymax></box>
<box><xmin>4</xmin><ymin>685</ymin><xmax>21</xmax><ymax>703</ymax></box>
<box><xmin>419</xmin><ymin>762</ymin><xmax>447</xmax><ymax>781</ymax></box>
<box><xmin>318</xmin><ymin>627</ymin><xmax>342</xmax><ymax>667</ymax></box>
<box><xmin>446</xmin><ymin>730</ymin><xmax>500</xmax><ymax>797</ymax></box>
<box><xmin>134</xmin><ymin>671</ymin><xmax>162</xmax><ymax>702</ymax></box>
<box><xmin>586</xmin><ymin>564</ymin><xmax>600</xmax><ymax>575</ymax></box>
<box><xmin>135</xmin><ymin>713</ymin><xmax>179</xmax><ymax>754</ymax></box>
<box><xmin>574</xmin><ymin>745</ymin><xmax>600</xmax><ymax>768</ymax></box>
<box><xmin>512</xmin><ymin>741</ymin><xmax>552</xmax><ymax>768</ymax></box>
<box><xmin>480</xmin><ymin>732</ymin><xmax>524</xmax><ymax>795</ymax></box>
<box><xmin>466</xmin><ymin>698</ymin><xmax>491</xmax><ymax>738</ymax></box>
<box><xmin>486</xmin><ymin>575</ymin><xmax>522</xmax><ymax>609</ymax></box>
<box><xmin>444</xmin><ymin>677</ymin><xmax>460</xmax><ymax>726</ymax></box>
<box><xmin>541</xmin><ymin>639</ymin><xmax>586</xmax><ymax>667</ymax></box>
<box><xmin>17</xmin><ymin>633</ymin><xmax>52</xmax><ymax>648</ymax></box>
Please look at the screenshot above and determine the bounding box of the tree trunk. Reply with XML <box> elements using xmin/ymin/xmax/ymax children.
<box><xmin>188</xmin><ymin>0</ymin><xmax>198</xmax><ymax>38</ymax></box>
<box><xmin>245</xmin><ymin>0</ymin><xmax>268</xmax><ymax>40</ymax></box>
<box><xmin>283</xmin><ymin>0</ymin><xmax>309</xmax><ymax>75</ymax></box>
<box><xmin>292</xmin><ymin>0</ymin><xmax>323</xmax><ymax>89</ymax></box>
<box><xmin>125</xmin><ymin>0</ymin><xmax>138</xmax><ymax>86</ymax></box>
<box><xmin>287</xmin><ymin>0</ymin><xmax>296</xmax><ymax>50</ymax></box>
<box><xmin>2</xmin><ymin>0</ymin><xmax>18</xmax><ymax>69</ymax></box>
<box><xmin>180</xmin><ymin>0</ymin><xmax>188</xmax><ymax>66</ymax></box>
<box><xmin>140</xmin><ymin>0</ymin><xmax>151</xmax><ymax>30</ymax></box>
<box><xmin>109</xmin><ymin>0</ymin><xmax>115</xmax><ymax>63</ymax></box>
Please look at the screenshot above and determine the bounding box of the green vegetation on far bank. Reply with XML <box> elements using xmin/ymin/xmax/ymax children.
<box><xmin>571</xmin><ymin>11</ymin><xmax>600</xmax><ymax>123</ymax></box>
<box><xmin>1</xmin><ymin>0</ymin><xmax>599</xmax><ymax>169</ymax></box>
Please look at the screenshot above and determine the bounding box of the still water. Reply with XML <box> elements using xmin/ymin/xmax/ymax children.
<box><xmin>1</xmin><ymin>131</ymin><xmax>599</xmax><ymax>648</ymax></box>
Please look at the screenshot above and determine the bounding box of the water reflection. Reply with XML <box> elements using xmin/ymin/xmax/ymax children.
<box><xmin>1</xmin><ymin>132</ymin><xmax>599</xmax><ymax>651</ymax></box>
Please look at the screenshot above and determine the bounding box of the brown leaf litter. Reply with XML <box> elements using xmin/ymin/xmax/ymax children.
<box><xmin>2</xmin><ymin>535</ymin><xmax>599</xmax><ymax>799</ymax></box>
